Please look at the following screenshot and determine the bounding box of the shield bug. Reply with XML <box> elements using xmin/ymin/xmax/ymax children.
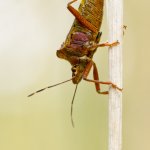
<box><xmin>28</xmin><ymin>0</ymin><xmax>122</xmax><ymax>127</ymax></box>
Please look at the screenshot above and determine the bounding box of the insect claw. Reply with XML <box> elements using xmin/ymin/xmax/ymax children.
<box><xmin>117</xmin><ymin>87</ymin><xmax>123</xmax><ymax>91</ymax></box>
<box><xmin>109</xmin><ymin>41</ymin><xmax>120</xmax><ymax>47</ymax></box>
<box><xmin>111</xmin><ymin>84</ymin><xmax>123</xmax><ymax>92</ymax></box>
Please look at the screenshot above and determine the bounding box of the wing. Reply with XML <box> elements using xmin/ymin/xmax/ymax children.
<box><xmin>79</xmin><ymin>0</ymin><xmax>104</xmax><ymax>31</ymax></box>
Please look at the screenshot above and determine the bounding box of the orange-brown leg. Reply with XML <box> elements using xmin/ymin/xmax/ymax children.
<box><xmin>97</xmin><ymin>41</ymin><xmax>119</xmax><ymax>47</ymax></box>
<box><xmin>67</xmin><ymin>0</ymin><xmax>98</xmax><ymax>33</ymax></box>
<box><xmin>82</xmin><ymin>61</ymin><xmax>122</xmax><ymax>94</ymax></box>
<box><xmin>86</xmin><ymin>41</ymin><xmax>120</xmax><ymax>51</ymax></box>
<box><xmin>91</xmin><ymin>41</ymin><xmax>120</xmax><ymax>49</ymax></box>
<box><xmin>92</xmin><ymin>62</ymin><xmax>109</xmax><ymax>94</ymax></box>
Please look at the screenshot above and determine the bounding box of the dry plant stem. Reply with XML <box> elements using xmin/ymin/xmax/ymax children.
<box><xmin>106</xmin><ymin>0</ymin><xmax>123</xmax><ymax>150</ymax></box>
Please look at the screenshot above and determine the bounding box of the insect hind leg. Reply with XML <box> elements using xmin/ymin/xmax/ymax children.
<box><xmin>82</xmin><ymin>61</ymin><xmax>122</xmax><ymax>94</ymax></box>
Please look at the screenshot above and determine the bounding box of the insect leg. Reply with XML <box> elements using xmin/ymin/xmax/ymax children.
<box><xmin>92</xmin><ymin>62</ymin><xmax>109</xmax><ymax>94</ymax></box>
<box><xmin>82</xmin><ymin>61</ymin><xmax>122</xmax><ymax>93</ymax></box>
<box><xmin>86</xmin><ymin>40</ymin><xmax>119</xmax><ymax>51</ymax></box>
<box><xmin>97</xmin><ymin>41</ymin><xmax>119</xmax><ymax>47</ymax></box>
<box><xmin>67</xmin><ymin>0</ymin><xmax>98</xmax><ymax>33</ymax></box>
<box><xmin>91</xmin><ymin>41</ymin><xmax>120</xmax><ymax>49</ymax></box>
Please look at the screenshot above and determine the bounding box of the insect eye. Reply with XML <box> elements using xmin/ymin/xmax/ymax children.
<box><xmin>71</xmin><ymin>67</ymin><xmax>76</xmax><ymax>72</ymax></box>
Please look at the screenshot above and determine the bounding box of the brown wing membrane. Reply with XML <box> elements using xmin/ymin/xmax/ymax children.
<box><xmin>79</xmin><ymin>0</ymin><xmax>104</xmax><ymax>30</ymax></box>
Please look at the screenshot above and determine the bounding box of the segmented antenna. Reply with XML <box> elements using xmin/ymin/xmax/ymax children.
<box><xmin>28</xmin><ymin>77</ymin><xmax>78</xmax><ymax>128</ymax></box>
<box><xmin>71</xmin><ymin>84</ymin><xmax>78</xmax><ymax>127</ymax></box>
<box><xmin>28</xmin><ymin>78</ymin><xmax>74</xmax><ymax>97</ymax></box>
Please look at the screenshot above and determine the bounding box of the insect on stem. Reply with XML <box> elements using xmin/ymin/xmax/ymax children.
<box><xmin>28</xmin><ymin>0</ymin><xmax>122</xmax><ymax>127</ymax></box>
<box><xmin>71</xmin><ymin>84</ymin><xmax>78</xmax><ymax>128</ymax></box>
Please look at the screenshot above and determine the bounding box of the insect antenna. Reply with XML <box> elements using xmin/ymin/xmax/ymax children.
<box><xmin>71</xmin><ymin>84</ymin><xmax>78</xmax><ymax>128</ymax></box>
<box><xmin>28</xmin><ymin>77</ymin><xmax>74</xmax><ymax>97</ymax></box>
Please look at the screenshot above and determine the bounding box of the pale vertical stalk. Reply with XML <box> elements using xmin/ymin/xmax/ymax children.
<box><xmin>106</xmin><ymin>0</ymin><xmax>123</xmax><ymax>150</ymax></box>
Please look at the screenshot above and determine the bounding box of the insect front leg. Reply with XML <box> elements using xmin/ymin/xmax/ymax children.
<box><xmin>97</xmin><ymin>41</ymin><xmax>120</xmax><ymax>47</ymax></box>
<box><xmin>67</xmin><ymin>0</ymin><xmax>98</xmax><ymax>33</ymax></box>
<box><xmin>91</xmin><ymin>41</ymin><xmax>120</xmax><ymax>50</ymax></box>
<box><xmin>82</xmin><ymin>61</ymin><xmax>122</xmax><ymax>94</ymax></box>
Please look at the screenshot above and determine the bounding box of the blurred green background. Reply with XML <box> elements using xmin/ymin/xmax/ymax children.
<box><xmin>0</xmin><ymin>0</ymin><xmax>149</xmax><ymax>150</ymax></box>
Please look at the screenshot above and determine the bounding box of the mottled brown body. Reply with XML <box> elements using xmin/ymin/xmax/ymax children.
<box><xmin>57</xmin><ymin>0</ymin><xmax>104</xmax><ymax>84</ymax></box>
